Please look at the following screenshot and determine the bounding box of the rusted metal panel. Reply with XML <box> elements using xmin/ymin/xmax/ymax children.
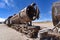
<box><xmin>52</xmin><ymin>2</ymin><xmax>60</xmax><ymax>27</ymax></box>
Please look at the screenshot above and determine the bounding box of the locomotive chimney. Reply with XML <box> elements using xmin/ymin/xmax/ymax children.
<box><xmin>26</xmin><ymin>3</ymin><xmax>40</xmax><ymax>20</ymax></box>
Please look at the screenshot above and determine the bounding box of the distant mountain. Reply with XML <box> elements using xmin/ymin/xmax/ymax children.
<box><xmin>0</xmin><ymin>18</ymin><xmax>5</xmax><ymax>22</ymax></box>
<box><xmin>0</xmin><ymin>22</ymin><xmax>3</xmax><ymax>24</ymax></box>
<box><xmin>33</xmin><ymin>20</ymin><xmax>52</xmax><ymax>23</ymax></box>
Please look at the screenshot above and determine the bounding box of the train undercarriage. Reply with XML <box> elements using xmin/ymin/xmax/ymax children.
<box><xmin>10</xmin><ymin>24</ymin><xmax>40</xmax><ymax>38</ymax></box>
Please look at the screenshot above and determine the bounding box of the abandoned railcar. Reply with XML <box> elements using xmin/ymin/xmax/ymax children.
<box><xmin>4</xmin><ymin>3</ymin><xmax>40</xmax><ymax>38</ymax></box>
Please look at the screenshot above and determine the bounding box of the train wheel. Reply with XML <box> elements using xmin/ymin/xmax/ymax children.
<box><xmin>19</xmin><ymin>28</ymin><xmax>23</xmax><ymax>33</ymax></box>
<box><xmin>26</xmin><ymin>30</ymin><xmax>32</xmax><ymax>38</ymax></box>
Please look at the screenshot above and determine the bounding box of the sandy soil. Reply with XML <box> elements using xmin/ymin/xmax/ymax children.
<box><xmin>0</xmin><ymin>22</ymin><xmax>54</xmax><ymax>40</ymax></box>
<box><xmin>33</xmin><ymin>22</ymin><xmax>54</xmax><ymax>29</ymax></box>
<box><xmin>0</xmin><ymin>24</ymin><xmax>34</xmax><ymax>40</ymax></box>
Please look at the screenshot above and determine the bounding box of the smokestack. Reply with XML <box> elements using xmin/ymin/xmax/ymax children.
<box><xmin>31</xmin><ymin>3</ymin><xmax>36</xmax><ymax>6</ymax></box>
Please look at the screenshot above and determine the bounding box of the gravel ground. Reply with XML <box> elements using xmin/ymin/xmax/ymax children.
<box><xmin>0</xmin><ymin>24</ymin><xmax>35</xmax><ymax>40</ymax></box>
<box><xmin>0</xmin><ymin>22</ymin><xmax>54</xmax><ymax>40</ymax></box>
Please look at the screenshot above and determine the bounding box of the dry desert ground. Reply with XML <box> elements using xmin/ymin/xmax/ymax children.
<box><xmin>0</xmin><ymin>22</ymin><xmax>54</xmax><ymax>40</ymax></box>
<box><xmin>33</xmin><ymin>22</ymin><xmax>54</xmax><ymax>29</ymax></box>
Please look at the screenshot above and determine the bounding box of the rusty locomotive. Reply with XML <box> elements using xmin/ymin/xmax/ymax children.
<box><xmin>4</xmin><ymin>3</ymin><xmax>39</xmax><ymax>26</ymax></box>
<box><xmin>39</xmin><ymin>2</ymin><xmax>60</xmax><ymax>40</ymax></box>
<box><xmin>52</xmin><ymin>2</ymin><xmax>60</xmax><ymax>31</ymax></box>
<box><xmin>4</xmin><ymin>3</ymin><xmax>40</xmax><ymax>38</ymax></box>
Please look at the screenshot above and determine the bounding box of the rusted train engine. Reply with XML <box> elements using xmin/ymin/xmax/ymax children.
<box><xmin>4</xmin><ymin>3</ymin><xmax>40</xmax><ymax>38</ymax></box>
<box><xmin>33</xmin><ymin>2</ymin><xmax>60</xmax><ymax>40</ymax></box>
<box><xmin>52</xmin><ymin>2</ymin><xmax>60</xmax><ymax>31</ymax></box>
<box><xmin>5</xmin><ymin>3</ymin><xmax>39</xmax><ymax>26</ymax></box>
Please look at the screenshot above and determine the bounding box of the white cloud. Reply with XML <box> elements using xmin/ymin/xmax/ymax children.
<box><xmin>3</xmin><ymin>0</ymin><xmax>14</xmax><ymax>7</ymax></box>
<box><xmin>0</xmin><ymin>2</ymin><xmax>6</xmax><ymax>8</ymax></box>
<box><xmin>0</xmin><ymin>18</ymin><xmax>6</xmax><ymax>22</ymax></box>
<box><xmin>49</xmin><ymin>10</ymin><xmax>52</xmax><ymax>14</ymax></box>
<box><xmin>4</xmin><ymin>0</ymin><xmax>8</xmax><ymax>5</ymax></box>
<box><xmin>0</xmin><ymin>0</ymin><xmax>15</xmax><ymax>8</ymax></box>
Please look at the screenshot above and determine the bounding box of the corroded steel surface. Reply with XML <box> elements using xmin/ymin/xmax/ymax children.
<box><xmin>52</xmin><ymin>2</ymin><xmax>60</xmax><ymax>27</ymax></box>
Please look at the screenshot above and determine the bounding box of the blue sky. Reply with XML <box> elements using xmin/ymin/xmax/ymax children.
<box><xmin>0</xmin><ymin>0</ymin><xmax>59</xmax><ymax>22</ymax></box>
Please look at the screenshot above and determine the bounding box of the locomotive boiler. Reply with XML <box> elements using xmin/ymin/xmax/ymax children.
<box><xmin>5</xmin><ymin>3</ymin><xmax>40</xmax><ymax>26</ymax></box>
